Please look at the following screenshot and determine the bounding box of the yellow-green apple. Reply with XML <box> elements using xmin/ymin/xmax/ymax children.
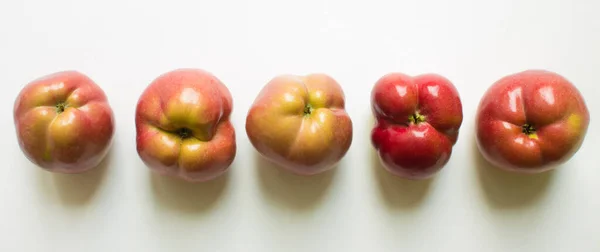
<box><xmin>13</xmin><ymin>71</ymin><xmax>115</xmax><ymax>173</ymax></box>
<box><xmin>246</xmin><ymin>74</ymin><xmax>353</xmax><ymax>175</ymax></box>
<box><xmin>371</xmin><ymin>73</ymin><xmax>463</xmax><ymax>179</ymax></box>
<box><xmin>135</xmin><ymin>69</ymin><xmax>236</xmax><ymax>182</ymax></box>
<box><xmin>476</xmin><ymin>70</ymin><xmax>590</xmax><ymax>173</ymax></box>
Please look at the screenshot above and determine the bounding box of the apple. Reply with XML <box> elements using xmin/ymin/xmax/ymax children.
<box><xmin>13</xmin><ymin>71</ymin><xmax>115</xmax><ymax>173</ymax></box>
<box><xmin>371</xmin><ymin>73</ymin><xmax>463</xmax><ymax>179</ymax></box>
<box><xmin>476</xmin><ymin>70</ymin><xmax>590</xmax><ymax>173</ymax></box>
<box><xmin>246</xmin><ymin>74</ymin><xmax>353</xmax><ymax>175</ymax></box>
<box><xmin>135</xmin><ymin>69</ymin><xmax>236</xmax><ymax>182</ymax></box>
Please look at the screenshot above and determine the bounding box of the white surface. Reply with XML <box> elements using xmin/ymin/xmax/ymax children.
<box><xmin>1</xmin><ymin>0</ymin><xmax>599</xmax><ymax>251</ymax></box>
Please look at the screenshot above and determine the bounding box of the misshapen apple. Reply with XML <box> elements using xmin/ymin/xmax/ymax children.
<box><xmin>246</xmin><ymin>74</ymin><xmax>353</xmax><ymax>175</ymax></box>
<box><xmin>14</xmin><ymin>71</ymin><xmax>115</xmax><ymax>173</ymax></box>
<box><xmin>371</xmin><ymin>73</ymin><xmax>463</xmax><ymax>179</ymax></box>
<box><xmin>135</xmin><ymin>69</ymin><xmax>236</xmax><ymax>182</ymax></box>
<box><xmin>476</xmin><ymin>70</ymin><xmax>590</xmax><ymax>173</ymax></box>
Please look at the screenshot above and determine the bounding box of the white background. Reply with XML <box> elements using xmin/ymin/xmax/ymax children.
<box><xmin>1</xmin><ymin>0</ymin><xmax>599</xmax><ymax>251</ymax></box>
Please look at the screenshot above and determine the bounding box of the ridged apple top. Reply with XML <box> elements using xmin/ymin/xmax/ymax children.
<box><xmin>135</xmin><ymin>69</ymin><xmax>233</xmax><ymax>142</ymax></box>
<box><xmin>13</xmin><ymin>71</ymin><xmax>114</xmax><ymax>172</ymax></box>
<box><xmin>476</xmin><ymin>70</ymin><xmax>590</xmax><ymax>170</ymax></box>
<box><xmin>246</xmin><ymin>73</ymin><xmax>353</xmax><ymax>175</ymax></box>
<box><xmin>371</xmin><ymin>73</ymin><xmax>463</xmax><ymax>143</ymax></box>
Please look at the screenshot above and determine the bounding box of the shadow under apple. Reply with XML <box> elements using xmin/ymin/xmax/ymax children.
<box><xmin>474</xmin><ymin>138</ymin><xmax>555</xmax><ymax>209</ymax></box>
<box><xmin>370</xmin><ymin>148</ymin><xmax>433</xmax><ymax>210</ymax></box>
<box><xmin>255</xmin><ymin>152</ymin><xmax>336</xmax><ymax>211</ymax></box>
<box><xmin>36</xmin><ymin>148</ymin><xmax>112</xmax><ymax>207</ymax></box>
<box><xmin>150</xmin><ymin>167</ymin><xmax>230</xmax><ymax>214</ymax></box>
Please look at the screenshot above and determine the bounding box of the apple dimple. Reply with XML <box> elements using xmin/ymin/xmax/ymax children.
<box><xmin>303</xmin><ymin>104</ymin><xmax>312</xmax><ymax>115</ymax></box>
<box><xmin>51</xmin><ymin>87</ymin><xmax>84</xmax><ymax>116</ymax></box>
<box><xmin>407</xmin><ymin>111</ymin><xmax>426</xmax><ymax>125</ymax></box>
<box><xmin>55</xmin><ymin>101</ymin><xmax>67</xmax><ymax>113</ymax></box>
<box><xmin>163</xmin><ymin>89</ymin><xmax>221</xmax><ymax>141</ymax></box>
<box><xmin>521</xmin><ymin>123</ymin><xmax>537</xmax><ymax>137</ymax></box>
<box><xmin>175</xmin><ymin>127</ymin><xmax>193</xmax><ymax>139</ymax></box>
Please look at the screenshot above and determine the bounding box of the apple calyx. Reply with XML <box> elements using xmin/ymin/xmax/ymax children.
<box><xmin>304</xmin><ymin>104</ymin><xmax>312</xmax><ymax>116</ymax></box>
<box><xmin>56</xmin><ymin>102</ymin><xmax>67</xmax><ymax>114</ymax></box>
<box><xmin>522</xmin><ymin>123</ymin><xmax>537</xmax><ymax>138</ymax></box>
<box><xmin>176</xmin><ymin>128</ymin><xmax>193</xmax><ymax>139</ymax></box>
<box><xmin>408</xmin><ymin>111</ymin><xmax>426</xmax><ymax>125</ymax></box>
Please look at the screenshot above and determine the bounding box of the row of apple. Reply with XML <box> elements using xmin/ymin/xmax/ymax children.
<box><xmin>13</xmin><ymin>69</ymin><xmax>590</xmax><ymax>182</ymax></box>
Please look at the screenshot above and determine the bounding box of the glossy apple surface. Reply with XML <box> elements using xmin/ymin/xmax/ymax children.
<box><xmin>13</xmin><ymin>71</ymin><xmax>115</xmax><ymax>173</ymax></box>
<box><xmin>476</xmin><ymin>70</ymin><xmax>590</xmax><ymax>173</ymax></box>
<box><xmin>246</xmin><ymin>74</ymin><xmax>353</xmax><ymax>175</ymax></box>
<box><xmin>135</xmin><ymin>69</ymin><xmax>236</xmax><ymax>182</ymax></box>
<box><xmin>371</xmin><ymin>73</ymin><xmax>463</xmax><ymax>179</ymax></box>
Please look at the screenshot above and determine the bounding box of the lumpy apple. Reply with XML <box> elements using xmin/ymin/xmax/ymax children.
<box><xmin>371</xmin><ymin>73</ymin><xmax>463</xmax><ymax>179</ymax></box>
<box><xmin>246</xmin><ymin>74</ymin><xmax>353</xmax><ymax>175</ymax></box>
<box><xmin>135</xmin><ymin>69</ymin><xmax>236</xmax><ymax>182</ymax></box>
<box><xmin>476</xmin><ymin>70</ymin><xmax>590</xmax><ymax>173</ymax></box>
<box><xmin>14</xmin><ymin>71</ymin><xmax>115</xmax><ymax>173</ymax></box>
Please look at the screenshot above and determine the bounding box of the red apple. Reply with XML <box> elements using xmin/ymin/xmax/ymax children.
<box><xmin>371</xmin><ymin>73</ymin><xmax>463</xmax><ymax>179</ymax></box>
<box><xmin>476</xmin><ymin>70</ymin><xmax>590</xmax><ymax>173</ymax></box>
<box><xmin>246</xmin><ymin>74</ymin><xmax>353</xmax><ymax>175</ymax></box>
<box><xmin>13</xmin><ymin>71</ymin><xmax>115</xmax><ymax>173</ymax></box>
<box><xmin>135</xmin><ymin>69</ymin><xmax>236</xmax><ymax>182</ymax></box>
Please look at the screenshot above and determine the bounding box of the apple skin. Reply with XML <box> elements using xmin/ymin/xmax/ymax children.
<box><xmin>476</xmin><ymin>70</ymin><xmax>590</xmax><ymax>173</ymax></box>
<box><xmin>371</xmin><ymin>73</ymin><xmax>463</xmax><ymax>179</ymax></box>
<box><xmin>13</xmin><ymin>71</ymin><xmax>115</xmax><ymax>173</ymax></box>
<box><xmin>246</xmin><ymin>74</ymin><xmax>353</xmax><ymax>175</ymax></box>
<box><xmin>135</xmin><ymin>69</ymin><xmax>236</xmax><ymax>182</ymax></box>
